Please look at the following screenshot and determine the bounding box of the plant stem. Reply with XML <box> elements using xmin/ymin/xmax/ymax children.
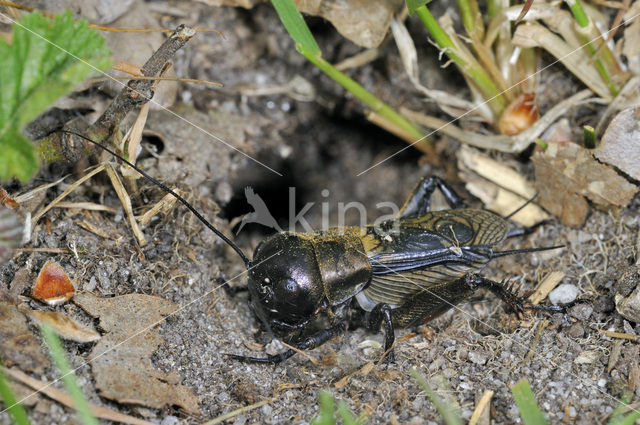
<box><xmin>565</xmin><ymin>0</ymin><xmax>619</xmax><ymax>96</ymax></box>
<box><xmin>298</xmin><ymin>46</ymin><xmax>425</xmax><ymax>141</ymax></box>
<box><xmin>487</xmin><ymin>0</ymin><xmax>502</xmax><ymax>21</ymax></box>
<box><xmin>415</xmin><ymin>5</ymin><xmax>506</xmax><ymax>115</ymax></box>
<box><xmin>456</xmin><ymin>0</ymin><xmax>484</xmax><ymax>39</ymax></box>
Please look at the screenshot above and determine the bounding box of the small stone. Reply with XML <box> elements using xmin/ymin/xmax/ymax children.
<box><xmin>565</xmin><ymin>322</ymin><xmax>585</xmax><ymax>338</ymax></box>
<box><xmin>468</xmin><ymin>351</ymin><xmax>488</xmax><ymax>365</ymax></box>
<box><xmin>549</xmin><ymin>284</ymin><xmax>579</xmax><ymax>305</ymax></box>
<box><xmin>570</xmin><ymin>303</ymin><xmax>593</xmax><ymax>321</ymax></box>
<box><xmin>615</xmin><ymin>285</ymin><xmax>640</xmax><ymax>322</ymax></box>
<box><xmin>161</xmin><ymin>416</ymin><xmax>181</xmax><ymax>425</ymax></box>
<box><xmin>261</xmin><ymin>404</ymin><xmax>272</xmax><ymax>416</ymax></box>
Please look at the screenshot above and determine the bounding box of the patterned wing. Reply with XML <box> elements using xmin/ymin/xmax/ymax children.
<box><xmin>358</xmin><ymin>209</ymin><xmax>507</xmax><ymax>308</ymax></box>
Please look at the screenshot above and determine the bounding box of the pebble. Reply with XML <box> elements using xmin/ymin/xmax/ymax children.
<box><xmin>161</xmin><ymin>416</ymin><xmax>181</xmax><ymax>425</ymax></box>
<box><xmin>468</xmin><ymin>351</ymin><xmax>488</xmax><ymax>365</ymax></box>
<box><xmin>549</xmin><ymin>283</ymin><xmax>579</xmax><ymax>305</ymax></box>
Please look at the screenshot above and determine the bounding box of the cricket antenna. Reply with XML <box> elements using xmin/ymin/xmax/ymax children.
<box><xmin>62</xmin><ymin>130</ymin><xmax>252</xmax><ymax>268</ymax></box>
<box><xmin>505</xmin><ymin>193</ymin><xmax>538</xmax><ymax>220</ymax></box>
<box><xmin>492</xmin><ymin>245</ymin><xmax>564</xmax><ymax>258</ymax></box>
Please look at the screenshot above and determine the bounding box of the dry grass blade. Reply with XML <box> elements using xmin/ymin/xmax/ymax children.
<box><xmin>1</xmin><ymin>367</ymin><xmax>157</xmax><ymax>425</ymax></box>
<box><xmin>54</xmin><ymin>202</ymin><xmax>117</xmax><ymax>214</ymax></box>
<box><xmin>512</xmin><ymin>23</ymin><xmax>612</xmax><ymax>99</ymax></box>
<box><xmin>76</xmin><ymin>219</ymin><xmax>114</xmax><ymax>239</ymax></box>
<box><xmin>598</xmin><ymin>330</ymin><xmax>640</xmax><ymax>341</ymax></box>
<box><xmin>469</xmin><ymin>389</ymin><xmax>494</xmax><ymax>425</ymax></box>
<box><xmin>32</xmin><ymin>165</ymin><xmax>106</xmax><ymax>224</ymax></box>
<box><xmin>334</xmin><ymin>48</ymin><xmax>380</xmax><ymax>71</ymax></box>
<box><xmin>104</xmin><ymin>164</ymin><xmax>146</xmax><ymax>246</ymax></box>
<box><xmin>389</xmin><ymin>18</ymin><xmax>479</xmax><ymax>115</ymax></box>
<box><xmin>529</xmin><ymin>271</ymin><xmax>566</xmax><ymax>305</ymax></box>
<box><xmin>521</xmin><ymin>320</ymin><xmax>549</xmax><ymax>366</ymax></box>
<box><xmin>401</xmin><ymin>89</ymin><xmax>596</xmax><ymax>152</ymax></box>
<box><xmin>281</xmin><ymin>341</ymin><xmax>320</xmax><ymax>365</ymax></box>
<box><xmin>14</xmin><ymin>247</ymin><xmax>72</xmax><ymax>254</ymax></box>
<box><xmin>120</xmin><ymin>103</ymin><xmax>150</xmax><ymax>179</ymax></box>
<box><xmin>201</xmin><ymin>396</ymin><xmax>277</xmax><ymax>425</ymax></box>
<box><xmin>591</xmin><ymin>0</ymin><xmax>631</xmax><ymax>61</ymax></box>
<box><xmin>366</xmin><ymin>111</ymin><xmax>426</xmax><ymax>146</ymax></box>
<box><xmin>137</xmin><ymin>192</ymin><xmax>180</xmax><ymax>226</ymax></box>
<box><xmin>596</xmin><ymin>76</ymin><xmax>640</xmax><ymax>135</ymax></box>
<box><xmin>13</xmin><ymin>175</ymin><xmax>68</xmax><ymax>205</ymax></box>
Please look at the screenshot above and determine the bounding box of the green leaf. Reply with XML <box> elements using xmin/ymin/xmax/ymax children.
<box><xmin>511</xmin><ymin>378</ymin><xmax>548</xmax><ymax>425</ymax></box>
<box><xmin>270</xmin><ymin>0</ymin><xmax>320</xmax><ymax>55</ymax></box>
<box><xmin>41</xmin><ymin>324</ymin><xmax>99</xmax><ymax>425</ymax></box>
<box><xmin>0</xmin><ymin>129</ymin><xmax>39</xmax><ymax>181</ymax></box>
<box><xmin>0</xmin><ymin>11</ymin><xmax>111</xmax><ymax>182</ymax></box>
<box><xmin>407</xmin><ymin>0</ymin><xmax>432</xmax><ymax>15</ymax></box>
<box><xmin>0</xmin><ymin>358</ymin><xmax>31</xmax><ymax>425</ymax></box>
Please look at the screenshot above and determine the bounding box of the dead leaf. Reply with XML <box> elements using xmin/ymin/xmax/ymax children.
<box><xmin>32</xmin><ymin>261</ymin><xmax>75</xmax><ymax>306</ymax></box>
<box><xmin>594</xmin><ymin>107</ymin><xmax>640</xmax><ymax>181</ymax></box>
<box><xmin>0</xmin><ymin>189</ymin><xmax>20</xmax><ymax>209</ymax></box>
<box><xmin>457</xmin><ymin>146</ymin><xmax>549</xmax><ymax>226</ymax></box>
<box><xmin>3</xmin><ymin>367</ymin><xmax>157</xmax><ymax>425</ymax></box>
<box><xmin>201</xmin><ymin>0</ymin><xmax>402</xmax><ymax>48</ymax></box>
<box><xmin>532</xmin><ymin>141</ymin><xmax>638</xmax><ymax>227</ymax></box>
<box><xmin>24</xmin><ymin>309</ymin><xmax>101</xmax><ymax>343</ymax></box>
<box><xmin>73</xmin><ymin>292</ymin><xmax>201</xmax><ymax>414</ymax></box>
<box><xmin>0</xmin><ymin>292</ymin><xmax>50</xmax><ymax>374</ymax></box>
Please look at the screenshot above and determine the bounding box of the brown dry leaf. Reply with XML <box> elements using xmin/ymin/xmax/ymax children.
<box><xmin>201</xmin><ymin>0</ymin><xmax>402</xmax><ymax>48</ymax></box>
<box><xmin>3</xmin><ymin>367</ymin><xmax>158</xmax><ymax>425</ymax></box>
<box><xmin>0</xmin><ymin>189</ymin><xmax>20</xmax><ymax>209</ymax></box>
<box><xmin>32</xmin><ymin>261</ymin><xmax>75</xmax><ymax>306</ymax></box>
<box><xmin>73</xmin><ymin>292</ymin><xmax>201</xmax><ymax>414</ymax></box>
<box><xmin>532</xmin><ymin>141</ymin><xmax>638</xmax><ymax>227</ymax></box>
<box><xmin>594</xmin><ymin>107</ymin><xmax>640</xmax><ymax>181</ymax></box>
<box><xmin>0</xmin><ymin>292</ymin><xmax>50</xmax><ymax>374</ymax></box>
<box><xmin>24</xmin><ymin>309</ymin><xmax>101</xmax><ymax>343</ymax></box>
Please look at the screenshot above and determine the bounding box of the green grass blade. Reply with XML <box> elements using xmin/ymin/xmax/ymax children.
<box><xmin>270</xmin><ymin>0</ymin><xmax>426</xmax><ymax>144</ymax></box>
<box><xmin>410</xmin><ymin>368</ymin><xmax>462</xmax><ymax>425</ymax></box>
<box><xmin>0</xmin><ymin>360</ymin><xmax>31</xmax><ymax>425</ymax></box>
<box><xmin>608</xmin><ymin>391</ymin><xmax>640</xmax><ymax>425</ymax></box>
<box><xmin>40</xmin><ymin>324</ymin><xmax>98</xmax><ymax>425</ymax></box>
<box><xmin>337</xmin><ymin>400</ymin><xmax>364</xmax><ymax>425</ymax></box>
<box><xmin>610</xmin><ymin>411</ymin><xmax>640</xmax><ymax>425</ymax></box>
<box><xmin>511</xmin><ymin>378</ymin><xmax>548</xmax><ymax>425</ymax></box>
<box><xmin>407</xmin><ymin>0</ymin><xmax>432</xmax><ymax>15</ymax></box>
<box><xmin>270</xmin><ymin>0</ymin><xmax>320</xmax><ymax>55</ymax></box>
<box><xmin>312</xmin><ymin>391</ymin><xmax>336</xmax><ymax>425</ymax></box>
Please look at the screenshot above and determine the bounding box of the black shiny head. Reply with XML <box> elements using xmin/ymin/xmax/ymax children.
<box><xmin>248</xmin><ymin>233</ymin><xmax>324</xmax><ymax>325</ymax></box>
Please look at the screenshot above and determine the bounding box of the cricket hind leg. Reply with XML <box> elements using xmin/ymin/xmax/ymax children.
<box><xmin>399</xmin><ymin>176</ymin><xmax>466</xmax><ymax>218</ymax></box>
<box><xmin>469</xmin><ymin>274</ymin><xmax>580</xmax><ymax>315</ymax></box>
<box><xmin>366</xmin><ymin>303</ymin><xmax>396</xmax><ymax>362</ymax></box>
<box><xmin>228</xmin><ymin>322</ymin><xmax>347</xmax><ymax>364</ymax></box>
